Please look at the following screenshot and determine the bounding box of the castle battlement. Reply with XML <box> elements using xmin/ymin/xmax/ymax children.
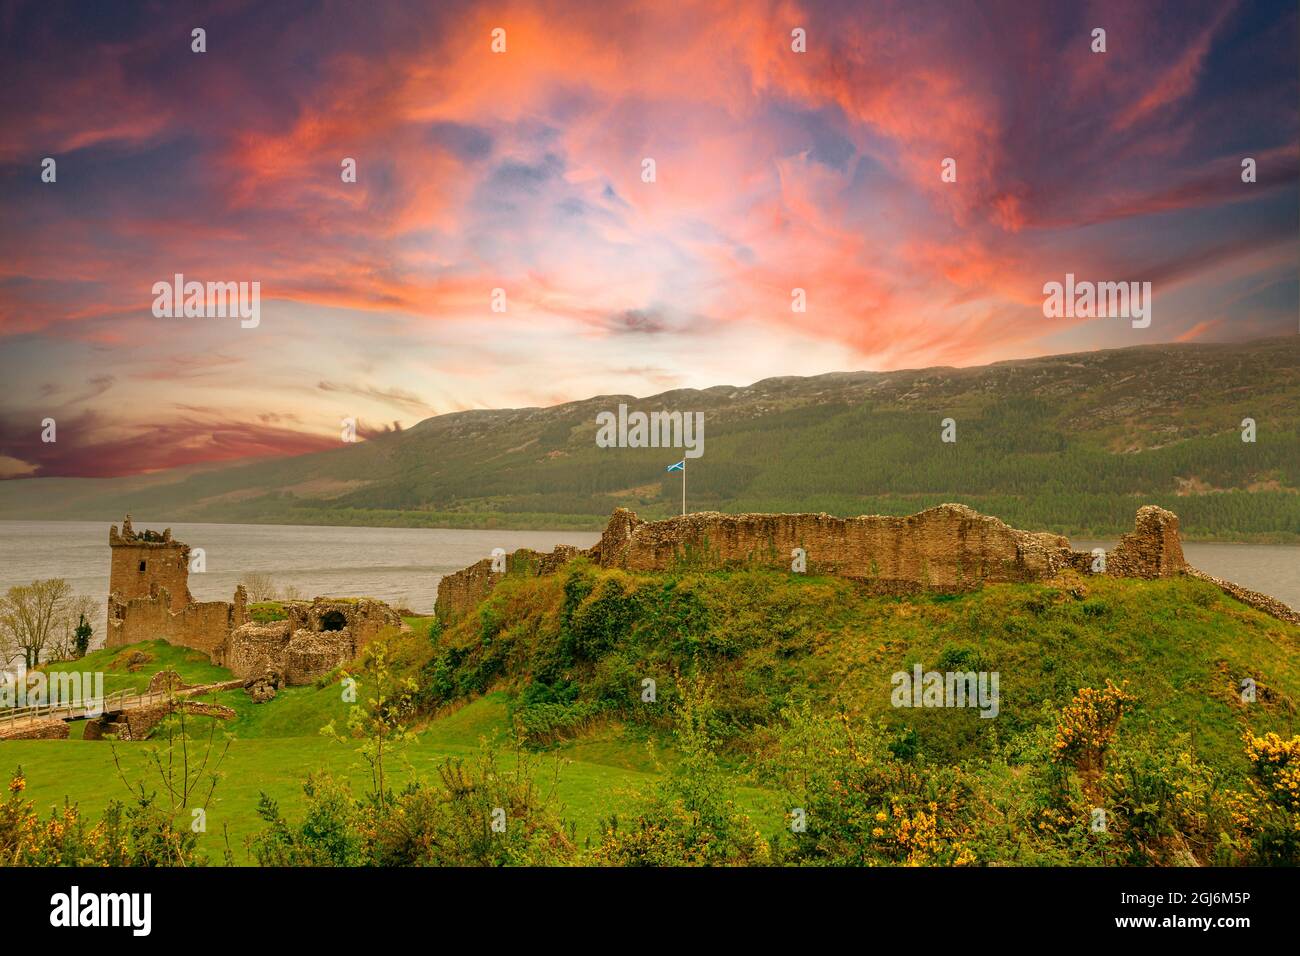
<box><xmin>108</xmin><ymin>515</ymin><xmax>193</xmax><ymax>606</ymax></box>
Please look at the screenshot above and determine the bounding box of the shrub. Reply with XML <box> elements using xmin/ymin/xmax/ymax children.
<box><xmin>1100</xmin><ymin>737</ymin><xmax>1234</xmax><ymax>865</ymax></box>
<box><xmin>249</xmin><ymin>747</ymin><xmax>577</xmax><ymax>867</ymax></box>
<box><xmin>1051</xmin><ymin>680</ymin><xmax>1135</xmax><ymax>776</ymax></box>
<box><xmin>1</xmin><ymin>767</ymin><xmax>205</xmax><ymax>866</ymax></box>
<box><xmin>767</xmin><ymin>706</ymin><xmax>976</xmax><ymax>866</ymax></box>
<box><xmin>561</xmin><ymin>570</ymin><xmax>640</xmax><ymax>661</ymax></box>
<box><xmin>1233</xmin><ymin>730</ymin><xmax>1300</xmax><ymax>864</ymax></box>
<box><xmin>592</xmin><ymin>679</ymin><xmax>770</xmax><ymax>866</ymax></box>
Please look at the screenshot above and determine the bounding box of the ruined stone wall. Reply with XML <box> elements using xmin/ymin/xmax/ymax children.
<box><xmin>434</xmin><ymin>557</ymin><xmax>500</xmax><ymax>624</ymax></box>
<box><xmin>225</xmin><ymin>598</ymin><xmax>403</xmax><ymax>684</ymax></box>
<box><xmin>225</xmin><ymin>624</ymin><xmax>357</xmax><ymax>684</ymax></box>
<box><xmin>285</xmin><ymin>630</ymin><xmax>354</xmax><ymax>685</ymax></box>
<box><xmin>102</xmin><ymin>518</ymin><xmax>405</xmax><ymax>684</ymax></box>
<box><xmin>83</xmin><ymin>700</ymin><xmax>236</xmax><ymax>741</ymax></box>
<box><xmin>106</xmin><ymin>586</ymin><xmax>238</xmax><ymax>656</ymax></box>
<box><xmin>433</xmin><ymin>548</ymin><xmax>562</xmax><ymax>623</ymax></box>
<box><xmin>435</xmin><ymin>504</ymin><xmax>1200</xmax><ymax>624</ymax></box>
<box><xmin>1185</xmin><ymin>567</ymin><xmax>1300</xmax><ymax>626</ymax></box>
<box><xmin>224</xmin><ymin>622</ymin><xmax>291</xmax><ymax>680</ymax></box>
<box><xmin>286</xmin><ymin>598</ymin><xmax>402</xmax><ymax>651</ymax></box>
<box><xmin>1106</xmin><ymin>505</ymin><xmax>1187</xmax><ymax>578</ymax></box>
<box><xmin>0</xmin><ymin>717</ymin><xmax>69</xmax><ymax>741</ymax></box>
<box><xmin>108</xmin><ymin>517</ymin><xmax>194</xmax><ymax>606</ymax></box>
<box><xmin>595</xmin><ymin>505</ymin><xmax>1075</xmax><ymax>588</ymax></box>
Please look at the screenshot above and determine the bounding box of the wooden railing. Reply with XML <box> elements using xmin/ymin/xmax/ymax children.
<box><xmin>2</xmin><ymin>687</ymin><xmax>166</xmax><ymax>730</ymax></box>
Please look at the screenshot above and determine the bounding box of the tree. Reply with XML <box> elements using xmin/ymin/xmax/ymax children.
<box><xmin>74</xmin><ymin>615</ymin><xmax>93</xmax><ymax>658</ymax></box>
<box><xmin>238</xmin><ymin>572</ymin><xmax>278</xmax><ymax>602</ymax></box>
<box><xmin>0</xmin><ymin>579</ymin><xmax>72</xmax><ymax>670</ymax></box>
<box><xmin>323</xmin><ymin>643</ymin><xmax>417</xmax><ymax>808</ymax></box>
<box><xmin>47</xmin><ymin>594</ymin><xmax>101</xmax><ymax>661</ymax></box>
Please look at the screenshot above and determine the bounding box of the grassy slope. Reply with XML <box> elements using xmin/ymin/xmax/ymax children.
<box><xmin>7</xmin><ymin>625</ymin><xmax>779</xmax><ymax>860</ymax></box>
<box><xmin>1</xmin><ymin>337</ymin><xmax>1296</xmax><ymax>539</ymax></box>
<box><xmin>429</xmin><ymin>562</ymin><xmax>1300</xmax><ymax>776</ymax></box>
<box><xmin>7</xmin><ymin>571</ymin><xmax>1297</xmax><ymax>863</ymax></box>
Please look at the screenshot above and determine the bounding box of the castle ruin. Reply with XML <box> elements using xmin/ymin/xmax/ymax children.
<box><xmin>106</xmin><ymin>517</ymin><xmax>405</xmax><ymax>684</ymax></box>
<box><xmin>435</xmin><ymin>503</ymin><xmax>1199</xmax><ymax>622</ymax></box>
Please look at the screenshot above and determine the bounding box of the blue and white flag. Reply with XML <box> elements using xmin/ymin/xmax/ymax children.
<box><xmin>666</xmin><ymin>460</ymin><xmax>685</xmax><ymax>472</ymax></box>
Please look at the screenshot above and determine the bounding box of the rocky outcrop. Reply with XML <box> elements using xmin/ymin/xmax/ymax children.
<box><xmin>244</xmin><ymin>668</ymin><xmax>285</xmax><ymax>704</ymax></box>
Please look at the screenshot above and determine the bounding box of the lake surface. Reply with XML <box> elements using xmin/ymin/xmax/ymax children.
<box><xmin>0</xmin><ymin>522</ymin><xmax>1295</xmax><ymax>624</ymax></box>
<box><xmin>0</xmin><ymin>520</ymin><xmax>601</xmax><ymax>618</ymax></box>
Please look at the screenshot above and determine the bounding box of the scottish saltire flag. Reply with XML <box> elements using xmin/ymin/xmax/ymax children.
<box><xmin>666</xmin><ymin>460</ymin><xmax>685</xmax><ymax>472</ymax></box>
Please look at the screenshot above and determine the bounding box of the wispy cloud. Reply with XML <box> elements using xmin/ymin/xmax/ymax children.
<box><xmin>0</xmin><ymin>0</ymin><xmax>1295</xmax><ymax>477</ymax></box>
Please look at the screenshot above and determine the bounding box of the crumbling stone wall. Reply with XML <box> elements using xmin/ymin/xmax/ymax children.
<box><xmin>596</xmin><ymin>504</ymin><xmax>1075</xmax><ymax>587</ymax></box>
<box><xmin>107</xmin><ymin>584</ymin><xmax>246</xmax><ymax>655</ymax></box>
<box><xmin>286</xmin><ymin>598</ymin><xmax>401</xmax><ymax>649</ymax></box>
<box><xmin>434</xmin><ymin>557</ymin><xmax>500</xmax><ymax>623</ymax></box>
<box><xmin>285</xmin><ymin>630</ymin><xmax>352</xmax><ymax>685</ymax></box>
<box><xmin>104</xmin><ymin>518</ymin><xmax>403</xmax><ymax>686</ymax></box>
<box><xmin>434</xmin><ymin>548</ymin><xmax>557</xmax><ymax>623</ymax></box>
<box><xmin>224</xmin><ymin>621</ymin><xmax>291</xmax><ymax>680</ymax></box>
<box><xmin>1185</xmin><ymin>567</ymin><xmax>1300</xmax><ymax>625</ymax></box>
<box><xmin>82</xmin><ymin>700</ymin><xmax>236</xmax><ymax>741</ymax></box>
<box><xmin>1105</xmin><ymin>505</ymin><xmax>1187</xmax><ymax>578</ymax></box>
<box><xmin>436</xmin><ymin>504</ymin><xmax>1201</xmax><ymax>623</ymax></box>
<box><xmin>0</xmin><ymin>717</ymin><xmax>69</xmax><ymax>741</ymax></box>
<box><xmin>225</xmin><ymin>598</ymin><xmax>403</xmax><ymax>684</ymax></box>
<box><xmin>109</xmin><ymin>516</ymin><xmax>194</xmax><ymax>606</ymax></box>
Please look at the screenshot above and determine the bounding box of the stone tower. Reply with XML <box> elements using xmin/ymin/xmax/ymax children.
<box><xmin>108</xmin><ymin>515</ymin><xmax>194</xmax><ymax>606</ymax></box>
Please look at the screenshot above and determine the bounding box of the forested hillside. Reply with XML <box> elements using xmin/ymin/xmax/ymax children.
<box><xmin>1</xmin><ymin>337</ymin><xmax>1296</xmax><ymax>540</ymax></box>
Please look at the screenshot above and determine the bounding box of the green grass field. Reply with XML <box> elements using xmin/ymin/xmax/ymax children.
<box><xmin>8</xmin><ymin>631</ymin><xmax>783</xmax><ymax>862</ymax></box>
<box><xmin>6</xmin><ymin>569</ymin><xmax>1299</xmax><ymax>866</ymax></box>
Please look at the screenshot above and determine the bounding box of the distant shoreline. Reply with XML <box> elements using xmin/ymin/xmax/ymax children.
<box><xmin>1</xmin><ymin>513</ymin><xmax>1296</xmax><ymax>546</ymax></box>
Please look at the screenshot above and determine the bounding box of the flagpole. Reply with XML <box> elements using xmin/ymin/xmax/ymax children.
<box><xmin>682</xmin><ymin>457</ymin><xmax>686</xmax><ymax>516</ymax></box>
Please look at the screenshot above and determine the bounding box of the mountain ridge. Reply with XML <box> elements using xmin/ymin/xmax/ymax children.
<box><xmin>1</xmin><ymin>336</ymin><xmax>1296</xmax><ymax>540</ymax></box>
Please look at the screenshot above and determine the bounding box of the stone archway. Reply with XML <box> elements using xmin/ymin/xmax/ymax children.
<box><xmin>319</xmin><ymin>609</ymin><xmax>347</xmax><ymax>632</ymax></box>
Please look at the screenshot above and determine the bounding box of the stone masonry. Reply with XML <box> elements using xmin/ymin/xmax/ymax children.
<box><xmin>108</xmin><ymin>516</ymin><xmax>194</xmax><ymax>605</ymax></box>
<box><xmin>105</xmin><ymin>517</ymin><xmax>406</xmax><ymax>685</ymax></box>
<box><xmin>224</xmin><ymin>597</ymin><xmax>404</xmax><ymax>683</ymax></box>
<box><xmin>432</xmin><ymin>503</ymin><xmax>1223</xmax><ymax>624</ymax></box>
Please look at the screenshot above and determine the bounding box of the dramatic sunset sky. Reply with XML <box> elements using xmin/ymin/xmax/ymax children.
<box><xmin>1</xmin><ymin>0</ymin><xmax>1296</xmax><ymax>477</ymax></box>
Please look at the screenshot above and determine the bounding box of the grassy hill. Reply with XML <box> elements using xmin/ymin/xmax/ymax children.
<box><xmin>10</xmin><ymin>629</ymin><xmax>780</xmax><ymax>858</ymax></box>
<box><xmin>425</xmin><ymin>559</ymin><xmax>1300</xmax><ymax>769</ymax></box>
<box><xmin>6</xmin><ymin>563</ymin><xmax>1299</xmax><ymax>865</ymax></box>
<box><xmin>1</xmin><ymin>336</ymin><xmax>1297</xmax><ymax>540</ymax></box>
